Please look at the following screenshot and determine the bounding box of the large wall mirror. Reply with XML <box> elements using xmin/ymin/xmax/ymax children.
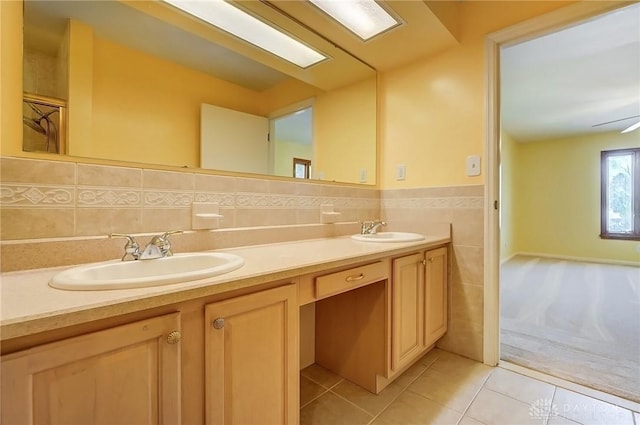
<box><xmin>22</xmin><ymin>0</ymin><xmax>377</xmax><ymax>185</ymax></box>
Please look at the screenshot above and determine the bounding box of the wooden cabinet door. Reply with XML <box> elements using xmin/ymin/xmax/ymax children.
<box><xmin>1</xmin><ymin>312</ymin><xmax>181</xmax><ymax>425</ymax></box>
<box><xmin>425</xmin><ymin>247</ymin><xmax>448</xmax><ymax>346</ymax></box>
<box><xmin>391</xmin><ymin>252</ymin><xmax>425</xmax><ymax>372</ymax></box>
<box><xmin>205</xmin><ymin>284</ymin><xmax>298</xmax><ymax>425</ymax></box>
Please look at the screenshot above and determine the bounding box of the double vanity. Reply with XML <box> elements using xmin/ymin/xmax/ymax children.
<box><xmin>0</xmin><ymin>229</ymin><xmax>450</xmax><ymax>424</ymax></box>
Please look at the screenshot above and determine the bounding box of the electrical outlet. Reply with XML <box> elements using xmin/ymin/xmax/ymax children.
<box><xmin>466</xmin><ymin>155</ymin><xmax>481</xmax><ymax>176</ymax></box>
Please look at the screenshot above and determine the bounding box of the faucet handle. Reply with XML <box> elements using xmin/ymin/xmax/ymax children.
<box><xmin>109</xmin><ymin>233</ymin><xmax>140</xmax><ymax>261</ymax></box>
<box><xmin>155</xmin><ymin>230</ymin><xmax>183</xmax><ymax>257</ymax></box>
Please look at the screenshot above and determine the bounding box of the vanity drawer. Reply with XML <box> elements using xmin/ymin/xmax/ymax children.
<box><xmin>315</xmin><ymin>261</ymin><xmax>388</xmax><ymax>299</ymax></box>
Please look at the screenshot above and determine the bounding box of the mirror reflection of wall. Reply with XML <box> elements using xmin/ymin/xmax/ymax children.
<box><xmin>21</xmin><ymin>0</ymin><xmax>377</xmax><ymax>185</ymax></box>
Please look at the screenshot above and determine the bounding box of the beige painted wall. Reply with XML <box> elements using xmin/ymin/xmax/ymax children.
<box><xmin>500</xmin><ymin>131</ymin><xmax>518</xmax><ymax>260</ymax></box>
<box><xmin>378</xmin><ymin>1</ymin><xmax>574</xmax><ymax>189</ymax></box>
<box><xmin>511</xmin><ymin>131</ymin><xmax>639</xmax><ymax>263</ymax></box>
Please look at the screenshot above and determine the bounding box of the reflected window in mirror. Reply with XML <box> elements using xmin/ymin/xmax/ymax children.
<box><xmin>293</xmin><ymin>158</ymin><xmax>311</xmax><ymax>179</ymax></box>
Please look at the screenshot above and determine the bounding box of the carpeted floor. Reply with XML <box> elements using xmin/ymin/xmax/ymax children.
<box><xmin>500</xmin><ymin>255</ymin><xmax>640</xmax><ymax>403</ymax></box>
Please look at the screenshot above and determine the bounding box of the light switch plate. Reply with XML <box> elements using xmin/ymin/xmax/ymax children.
<box><xmin>396</xmin><ymin>164</ymin><xmax>406</xmax><ymax>181</ymax></box>
<box><xmin>359</xmin><ymin>168</ymin><xmax>367</xmax><ymax>183</ymax></box>
<box><xmin>466</xmin><ymin>155</ymin><xmax>481</xmax><ymax>176</ymax></box>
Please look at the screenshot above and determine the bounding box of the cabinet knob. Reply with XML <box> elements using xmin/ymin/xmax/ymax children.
<box><xmin>422</xmin><ymin>259</ymin><xmax>427</xmax><ymax>266</ymax></box>
<box><xmin>167</xmin><ymin>330</ymin><xmax>182</xmax><ymax>344</ymax></box>
<box><xmin>212</xmin><ymin>318</ymin><xmax>225</xmax><ymax>329</ymax></box>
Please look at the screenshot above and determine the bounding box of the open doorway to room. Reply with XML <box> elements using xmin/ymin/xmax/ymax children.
<box><xmin>270</xmin><ymin>106</ymin><xmax>314</xmax><ymax>179</ymax></box>
<box><xmin>497</xmin><ymin>4</ymin><xmax>640</xmax><ymax>403</ymax></box>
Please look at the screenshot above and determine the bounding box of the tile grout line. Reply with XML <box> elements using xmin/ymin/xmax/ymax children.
<box><xmin>366</xmin><ymin>364</ymin><xmax>435</xmax><ymax>425</ymax></box>
<box><xmin>453</xmin><ymin>367</ymin><xmax>495</xmax><ymax>425</ymax></box>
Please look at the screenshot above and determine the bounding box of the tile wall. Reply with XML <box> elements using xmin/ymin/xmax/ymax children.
<box><xmin>0</xmin><ymin>157</ymin><xmax>485</xmax><ymax>363</ymax></box>
<box><xmin>0</xmin><ymin>157</ymin><xmax>379</xmax><ymax>271</ymax></box>
<box><xmin>381</xmin><ymin>185</ymin><xmax>485</xmax><ymax>362</ymax></box>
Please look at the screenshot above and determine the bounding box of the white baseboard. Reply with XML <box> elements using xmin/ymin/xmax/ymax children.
<box><xmin>500</xmin><ymin>253</ymin><xmax>518</xmax><ymax>264</ymax></box>
<box><xmin>509</xmin><ymin>251</ymin><xmax>639</xmax><ymax>267</ymax></box>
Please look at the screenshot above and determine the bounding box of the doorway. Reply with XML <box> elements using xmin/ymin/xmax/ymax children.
<box><xmin>484</xmin><ymin>1</ymin><xmax>640</xmax><ymax>404</ymax></box>
<box><xmin>270</xmin><ymin>106</ymin><xmax>314</xmax><ymax>179</ymax></box>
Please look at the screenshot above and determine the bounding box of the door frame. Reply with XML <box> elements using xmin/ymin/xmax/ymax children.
<box><xmin>483</xmin><ymin>0</ymin><xmax>635</xmax><ymax>366</ymax></box>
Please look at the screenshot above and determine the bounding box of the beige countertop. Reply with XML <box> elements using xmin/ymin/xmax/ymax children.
<box><xmin>0</xmin><ymin>234</ymin><xmax>450</xmax><ymax>341</ymax></box>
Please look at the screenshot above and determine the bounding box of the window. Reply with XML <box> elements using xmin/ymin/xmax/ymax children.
<box><xmin>293</xmin><ymin>158</ymin><xmax>311</xmax><ymax>179</ymax></box>
<box><xmin>601</xmin><ymin>148</ymin><xmax>640</xmax><ymax>240</ymax></box>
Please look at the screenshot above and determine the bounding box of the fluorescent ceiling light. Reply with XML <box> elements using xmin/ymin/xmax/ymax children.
<box><xmin>163</xmin><ymin>0</ymin><xmax>326</xmax><ymax>68</ymax></box>
<box><xmin>309</xmin><ymin>0</ymin><xmax>399</xmax><ymax>41</ymax></box>
<box><xmin>621</xmin><ymin>120</ymin><xmax>640</xmax><ymax>133</ymax></box>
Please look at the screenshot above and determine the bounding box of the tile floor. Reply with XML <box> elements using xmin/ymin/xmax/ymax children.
<box><xmin>300</xmin><ymin>349</ymin><xmax>640</xmax><ymax>425</ymax></box>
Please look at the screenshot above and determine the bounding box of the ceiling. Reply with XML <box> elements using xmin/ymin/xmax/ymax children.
<box><xmin>501</xmin><ymin>3</ymin><xmax>640</xmax><ymax>143</ymax></box>
<box><xmin>24</xmin><ymin>0</ymin><xmax>459</xmax><ymax>92</ymax></box>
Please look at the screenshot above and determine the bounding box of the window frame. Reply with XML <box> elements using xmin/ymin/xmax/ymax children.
<box><xmin>600</xmin><ymin>147</ymin><xmax>640</xmax><ymax>241</ymax></box>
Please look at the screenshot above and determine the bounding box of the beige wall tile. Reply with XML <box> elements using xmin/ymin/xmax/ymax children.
<box><xmin>1</xmin><ymin>208</ymin><xmax>74</xmax><ymax>239</ymax></box>
<box><xmin>451</xmin><ymin>281</ymin><xmax>484</xmax><ymax>325</ymax></box>
<box><xmin>143</xmin><ymin>169</ymin><xmax>194</xmax><ymax>190</ymax></box>
<box><xmin>438</xmin><ymin>319</ymin><xmax>484</xmax><ymax>361</ymax></box>
<box><xmin>142</xmin><ymin>208</ymin><xmax>192</xmax><ymax>233</ymax></box>
<box><xmin>77</xmin><ymin>164</ymin><xmax>142</xmax><ymax>187</ymax></box>
<box><xmin>451</xmin><ymin>208</ymin><xmax>484</xmax><ymax>247</ymax></box>
<box><xmin>194</xmin><ymin>174</ymin><xmax>236</xmax><ymax>192</ymax></box>
<box><xmin>451</xmin><ymin>245</ymin><xmax>484</xmax><ymax>286</ymax></box>
<box><xmin>76</xmin><ymin>208</ymin><xmax>142</xmax><ymax>236</ymax></box>
<box><xmin>297</xmin><ymin>208</ymin><xmax>320</xmax><ymax>225</ymax></box>
<box><xmin>269</xmin><ymin>180</ymin><xmax>298</xmax><ymax>195</ymax></box>
<box><xmin>1</xmin><ymin>157</ymin><xmax>75</xmax><ymax>185</ymax></box>
<box><xmin>235</xmin><ymin>177</ymin><xmax>269</xmax><ymax>193</ymax></box>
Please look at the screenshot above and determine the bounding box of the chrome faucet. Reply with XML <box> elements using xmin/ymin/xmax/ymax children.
<box><xmin>109</xmin><ymin>233</ymin><xmax>141</xmax><ymax>261</ymax></box>
<box><xmin>360</xmin><ymin>220</ymin><xmax>387</xmax><ymax>235</ymax></box>
<box><xmin>139</xmin><ymin>230</ymin><xmax>183</xmax><ymax>259</ymax></box>
<box><xmin>110</xmin><ymin>230</ymin><xmax>183</xmax><ymax>261</ymax></box>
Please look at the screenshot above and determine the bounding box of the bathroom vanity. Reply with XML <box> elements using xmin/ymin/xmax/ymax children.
<box><xmin>0</xmin><ymin>234</ymin><xmax>449</xmax><ymax>424</ymax></box>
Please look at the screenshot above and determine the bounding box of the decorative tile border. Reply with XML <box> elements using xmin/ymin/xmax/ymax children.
<box><xmin>0</xmin><ymin>185</ymin><xmax>74</xmax><ymax>206</ymax></box>
<box><xmin>77</xmin><ymin>188</ymin><xmax>141</xmax><ymax>207</ymax></box>
<box><xmin>143</xmin><ymin>191</ymin><xmax>194</xmax><ymax>207</ymax></box>
<box><xmin>381</xmin><ymin>196</ymin><xmax>483</xmax><ymax>209</ymax></box>
<box><xmin>194</xmin><ymin>192</ymin><xmax>235</xmax><ymax>206</ymax></box>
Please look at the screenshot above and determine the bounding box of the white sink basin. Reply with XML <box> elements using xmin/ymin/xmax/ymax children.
<box><xmin>50</xmin><ymin>252</ymin><xmax>245</xmax><ymax>290</ymax></box>
<box><xmin>351</xmin><ymin>232</ymin><xmax>425</xmax><ymax>243</ymax></box>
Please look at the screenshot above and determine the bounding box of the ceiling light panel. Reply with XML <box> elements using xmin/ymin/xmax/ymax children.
<box><xmin>309</xmin><ymin>0</ymin><xmax>400</xmax><ymax>41</ymax></box>
<box><xmin>163</xmin><ymin>0</ymin><xmax>326</xmax><ymax>68</ymax></box>
<box><xmin>622</xmin><ymin>121</ymin><xmax>640</xmax><ymax>133</ymax></box>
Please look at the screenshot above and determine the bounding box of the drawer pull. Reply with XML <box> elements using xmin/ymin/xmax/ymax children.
<box><xmin>345</xmin><ymin>273</ymin><xmax>365</xmax><ymax>282</ymax></box>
